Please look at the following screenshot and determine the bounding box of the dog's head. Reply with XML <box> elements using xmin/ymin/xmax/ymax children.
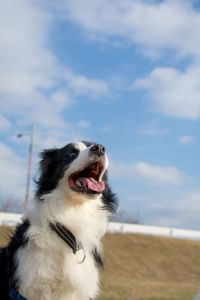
<box><xmin>36</xmin><ymin>141</ymin><xmax>117</xmax><ymax>210</ymax></box>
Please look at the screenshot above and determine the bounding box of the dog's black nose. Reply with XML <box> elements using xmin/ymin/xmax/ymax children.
<box><xmin>90</xmin><ymin>144</ymin><xmax>105</xmax><ymax>156</ymax></box>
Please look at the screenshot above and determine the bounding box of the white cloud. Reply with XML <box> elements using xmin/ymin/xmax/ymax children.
<box><xmin>0</xmin><ymin>143</ymin><xmax>26</xmax><ymax>199</ymax></box>
<box><xmin>59</xmin><ymin>0</ymin><xmax>200</xmax><ymax>59</ymax></box>
<box><xmin>0</xmin><ymin>0</ymin><xmax>68</xmax><ymax>131</ymax></box>
<box><xmin>64</xmin><ymin>70</ymin><xmax>109</xmax><ymax>96</ymax></box>
<box><xmin>0</xmin><ymin>0</ymin><xmax>56</xmax><ymax>98</ymax></box>
<box><xmin>111</xmin><ymin>161</ymin><xmax>185</xmax><ymax>186</ymax></box>
<box><xmin>139</xmin><ymin>122</ymin><xmax>168</xmax><ymax>136</ymax></box>
<box><xmin>179</xmin><ymin>135</ymin><xmax>194</xmax><ymax>144</ymax></box>
<box><xmin>177</xmin><ymin>190</ymin><xmax>200</xmax><ymax>218</ymax></box>
<box><xmin>0</xmin><ymin>0</ymin><xmax>109</xmax><ymax>134</ymax></box>
<box><xmin>134</xmin><ymin>162</ymin><xmax>185</xmax><ymax>185</ymax></box>
<box><xmin>134</xmin><ymin>64</ymin><xmax>200</xmax><ymax>119</ymax></box>
<box><xmin>61</xmin><ymin>0</ymin><xmax>200</xmax><ymax>121</ymax></box>
<box><xmin>139</xmin><ymin>127</ymin><xmax>165</xmax><ymax>136</ymax></box>
<box><xmin>149</xmin><ymin>190</ymin><xmax>200</xmax><ymax>229</ymax></box>
<box><xmin>77</xmin><ymin>120</ymin><xmax>90</xmax><ymax>129</ymax></box>
<box><xmin>0</xmin><ymin>115</ymin><xmax>12</xmax><ymax>131</ymax></box>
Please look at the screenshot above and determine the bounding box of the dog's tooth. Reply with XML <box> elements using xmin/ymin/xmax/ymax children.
<box><xmin>76</xmin><ymin>179</ymin><xmax>83</xmax><ymax>187</ymax></box>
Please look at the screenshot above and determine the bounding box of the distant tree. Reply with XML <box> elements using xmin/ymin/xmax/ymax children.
<box><xmin>110</xmin><ymin>208</ymin><xmax>142</xmax><ymax>224</ymax></box>
<box><xmin>0</xmin><ymin>194</ymin><xmax>24</xmax><ymax>213</ymax></box>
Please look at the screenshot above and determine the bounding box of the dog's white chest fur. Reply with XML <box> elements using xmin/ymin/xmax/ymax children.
<box><xmin>17</xmin><ymin>245</ymin><xmax>99</xmax><ymax>300</ymax></box>
<box><xmin>16</xmin><ymin>196</ymin><xmax>108</xmax><ymax>300</ymax></box>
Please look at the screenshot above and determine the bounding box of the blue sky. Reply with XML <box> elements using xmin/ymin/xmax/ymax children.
<box><xmin>0</xmin><ymin>0</ymin><xmax>200</xmax><ymax>229</ymax></box>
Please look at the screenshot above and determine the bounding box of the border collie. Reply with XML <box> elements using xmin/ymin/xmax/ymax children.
<box><xmin>0</xmin><ymin>141</ymin><xmax>117</xmax><ymax>300</ymax></box>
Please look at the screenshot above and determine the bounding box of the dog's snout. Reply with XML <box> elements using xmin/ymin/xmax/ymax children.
<box><xmin>90</xmin><ymin>144</ymin><xmax>105</xmax><ymax>156</ymax></box>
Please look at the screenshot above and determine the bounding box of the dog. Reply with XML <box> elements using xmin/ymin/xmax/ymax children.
<box><xmin>0</xmin><ymin>141</ymin><xmax>117</xmax><ymax>300</ymax></box>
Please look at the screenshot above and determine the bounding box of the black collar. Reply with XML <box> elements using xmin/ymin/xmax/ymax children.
<box><xmin>49</xmin><ymin>221</ymin><xmax>83</xmax><ymax>255</ymax></box>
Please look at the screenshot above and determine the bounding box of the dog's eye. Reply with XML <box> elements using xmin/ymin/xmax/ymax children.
<box><xmin>68</xmin><ymin>151</ymin><xmax>79</xmax><ymax>159</ymax></box>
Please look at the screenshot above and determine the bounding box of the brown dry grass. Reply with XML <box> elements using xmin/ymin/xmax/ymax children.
<box><xmin>1</xmin><ymin>227</ymin><xmax>200</xmax><ymax>300</ymax></box>
<box><xmin>99</xmin><ymin>233</ymin><xmax>200</xmax><ymax>300</ymax></box>
<box><xmin>0</xmin><ymin>225</ymin><xmax>14</xmax><ymax>247</ymax></box>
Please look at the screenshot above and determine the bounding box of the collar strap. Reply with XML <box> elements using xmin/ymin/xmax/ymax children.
<box><xmin>49</xmin><ymin>221</ymin><xmax>82</xmax><ymax>254</ymax></box>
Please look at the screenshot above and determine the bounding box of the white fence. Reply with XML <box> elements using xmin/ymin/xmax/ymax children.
<box><xmin>0</xmin><ymin>212</ymin><xmax>23</xmax><ymax>226</ymax></box>
<box><xmin>108</xmin><ymin>222</ymin><xmax>200</xmax><ymax>240</ymax></box>
<box><xmin>1</xmin><ymin>212</ymin><xmax>200</xmax><ymax>240</ymax></box>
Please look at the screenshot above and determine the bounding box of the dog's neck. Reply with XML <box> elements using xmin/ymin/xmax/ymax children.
<box><xmin>27</xmin><ymin>190</ymin><xmax>108</xmax><ymax>251</ymax></box>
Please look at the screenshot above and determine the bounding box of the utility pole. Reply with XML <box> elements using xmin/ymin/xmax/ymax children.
<box><xmin>17</xmin><ymin>124</ymin><xmax>35</xmax><ymax>209</ymax></box>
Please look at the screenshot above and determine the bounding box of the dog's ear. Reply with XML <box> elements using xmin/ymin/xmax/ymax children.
<box><xmin>38</xmin><ymin>149</ymin><xmax>59</xmax><ymax>184</ymax></box>
<box><xmin>102</xmin><ymin>182</ymin><xmax>118</xmax><ymax>213</ymax></box>
<box><xmin>40</xmin><ymin>149</ymin><xmax>57</xmax><ymax>175</ymax></box>
<box><xmin>36</xmin><ymin>148</ymin><xmax>58</xmax><ymax>198</ymax></box>
<box><xmin>102</xmin><ymin>171</ymin><xmax>118</xmax><ymax>213</ymax></box>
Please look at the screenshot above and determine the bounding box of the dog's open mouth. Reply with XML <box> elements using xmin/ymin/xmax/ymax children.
<box><xmin>68</xmin><ymin>161</ymin><xmax>105</xmax><ymax>194</ymax></box>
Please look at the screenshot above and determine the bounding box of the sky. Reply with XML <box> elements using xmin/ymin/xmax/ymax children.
<box><xmin>0</xmin><ymin>0</ymin><xmax>200</xmax><ymax>230</ymax></box>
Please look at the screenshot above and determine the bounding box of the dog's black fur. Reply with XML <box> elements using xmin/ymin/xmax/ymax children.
<box><xmin>0</xmin><ymin>220</ymin><xmax>30</xmax><ymax>299</ymax></box>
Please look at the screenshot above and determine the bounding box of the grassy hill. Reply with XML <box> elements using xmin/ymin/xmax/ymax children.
<box><xmin>100</xmin><ymin>234</ymin><xmax>200</xmax><ymax>300</ymax></box>
<box><xmin>1</xmin><ymin>226</ymin><xmax>200</xmax><ymax>300</ymax></box>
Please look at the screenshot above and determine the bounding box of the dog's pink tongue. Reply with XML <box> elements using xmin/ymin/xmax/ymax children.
<box><xmin>79</xmin><ymin>177</ymin><xmax>105</xmax><ymax>192</ymax></box>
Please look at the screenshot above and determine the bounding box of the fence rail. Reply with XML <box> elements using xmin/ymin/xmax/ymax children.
<box><xmin>108</xmin><ymin>222</ymin><xmax>200</xmax><ymax>240</ymax></box>
<box><xmin>1</xmin><ymin>212</ymin><xmax>200</xmax><ymax>240</ymax></box>
<box><xmin>0</xmin><ymin>212</ymin><xmax>23</xmax><ymax>226</ymax></box>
